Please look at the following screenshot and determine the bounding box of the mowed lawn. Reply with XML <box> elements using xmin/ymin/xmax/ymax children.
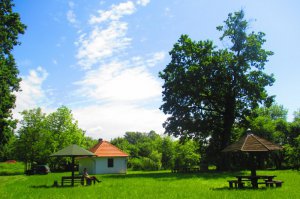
<box><xmin>0</xmin><ymin>169</ymin><xmax>300</xmax><ymax>199</ymax></box>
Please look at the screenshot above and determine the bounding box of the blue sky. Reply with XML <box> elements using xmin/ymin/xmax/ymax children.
<box><xmin>12</xmin><ymin>0</ymin><xmax>300</xmax><ymax>140</ymax></box>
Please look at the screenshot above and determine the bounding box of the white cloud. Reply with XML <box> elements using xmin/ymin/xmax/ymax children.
<box><xmin>76</xmin><ymin>1</ymin><xmax>139</xmax><ymax>70</ymax></box>
<box><xmin>73</xmin><ymin>103</ymin><xmax>166</xmax><ymax>140</ymax></box>
<box><xmin>89</xmin><ymin>1</ymin><xmax>136</xmax><ymax>24</ymax></box>
<box><xmin>164</xmin><ymin>7</ymin><xmax>174</xmax><ymax>18</ymax></box>
<box><xmin>66</xmin><ymin>1</ymin><xmax>77</xmax><ymax>25</ymax></box>
<box><xmin>13</xmin><ymin>67</ymin><xmax>49</xmax><ymax>119</ymax></box>
<box><xmin>72</xmin><ymin>1</ymin><xmax>165</xmax><ymax>139</ymax></box>
<box><xmin>67</xmin><ymin>10</ymin><xmax>76</xmax><ymax>24</ymax></box>
<box><xmin>136</xmin><ymin>0</ymin><xmax>150</xmax><ymax>6</ymax></box>
<box><xmin>76</xmin><ymin>21</ymin><xmax>131</xmax><ymax>69</ymax></box>
<box><xmin>146</xmin><ymin>51</ymin><xmax>166</xmax><ymax>67</ymax></box>
<box><xmin>75</xmin><ymin>59</ymin><xmax>162</xmax><ymax>102</ymax></box>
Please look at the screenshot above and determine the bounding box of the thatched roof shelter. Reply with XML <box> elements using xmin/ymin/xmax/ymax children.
<box><xmin>222</xmin><ymin>134</ymin><xmax>283</xmax><ymax>176</ymax></box>
<box><xmin>222</xmin><ymin>134</ymin><xmax>283</xmax><ymax>152</ymax></box>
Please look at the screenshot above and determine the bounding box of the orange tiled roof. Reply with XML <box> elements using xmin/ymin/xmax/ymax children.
<box><xmin>89</xmin><ymin>140</ymin><xmax>129</xmax><ymax>157</ymax></box>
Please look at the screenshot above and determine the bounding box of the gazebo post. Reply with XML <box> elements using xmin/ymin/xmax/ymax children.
<box><xmin>250</xmin><ymin>153</ymin><xmax>256</xmax><ymax>177</ymax></box>
<box><xmin>71</xmin><ymin>156</ymin><xmax>75</xmax><ymax>186</ymax></box>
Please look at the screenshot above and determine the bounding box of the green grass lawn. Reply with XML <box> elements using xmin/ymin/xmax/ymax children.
<box><xmin>0</xmin><ymin>165</ymin><xmax>300</xmax><ymax>199</ymax></box>
<box><xmin>0</xmin><ymin>162</ymin><xmax>24</xmax><ymax>176</ymax></box>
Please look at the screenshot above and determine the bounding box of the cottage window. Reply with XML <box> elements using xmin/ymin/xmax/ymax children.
<box><xmin>108</xmin><ymin>158</ymin><xmax>114</xmax><ymax>168</ymax></box>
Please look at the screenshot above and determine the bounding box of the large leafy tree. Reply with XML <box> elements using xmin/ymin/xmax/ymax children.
<box><xmin>16</xmin><ymin>106</ymin><xmax>88</xmax><ymax>169</ymax></box>
<box><xmin>45</xmin><ymin>106</ymin><xmax>86</xmax><ymax>152</ymax></box>
<box><xmin>15</xmin><ymin>108</ymin><xmax>47</xmax><ymax>168</ymax></box>
<box><xmin>159</xmin><ymin>10</ymin><xmax>274</xmax><ymax>169</ymax></box>
<box><xmin>0</xmin><ymin>0</ymin><xmax>26</xmax><ymax>160</ymax></box>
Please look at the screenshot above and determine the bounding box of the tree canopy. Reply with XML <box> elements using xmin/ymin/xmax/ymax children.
<box><xmin>15</xmin><ymin>106</ymin><xmax>95</xmax><ymax>170</ymax></box>
<box><xmin>0</xmin><ymin>0</ymin><xmax>26</xmax><ymax>160</ymax></box>
<box><xmin>159</xmin><ymin>10</ymin><xmax>275</xmax><ymax>169</ymax></box>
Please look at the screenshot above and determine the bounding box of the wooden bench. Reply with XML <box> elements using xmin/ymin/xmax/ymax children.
<box><xmin>228</xmin><ymin>180</ymin><xmax>245</xmax><ymax>188</ymax></box>
<box><xmin>265</xmin><ymin>180</ymin><xmax>284</xmax><ymax>187</ymax></box>
<box><xmin>61</xmin><ymin>176</ymin><xmax>84</xmax><ymax>186</ymax></box>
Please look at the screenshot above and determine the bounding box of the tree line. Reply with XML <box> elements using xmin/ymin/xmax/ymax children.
<box><xmin>0</xmin><ymin>106</ymin><xmax>201</xmax><ymax>171</ymax></box>
<box><xmin>111</xmin><ymin>131</ymin><xmax>200</xmax><ymax>171</ymax></box>
<box><xmin>113</xmin><ymin>105</ymin><xmax>300</xmax><ymax>171</ymax></box>
<box><xmin>1</xmin><ymin>104</ymin><xmax>300</xmax><ymax>171</ymax></box>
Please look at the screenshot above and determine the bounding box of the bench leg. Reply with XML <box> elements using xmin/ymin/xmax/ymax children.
<box><xmin>229</xmin><ymin>182</ymin><xmax>233</xmax><ymax>188</ymax></box>
<box><xmin>238</xmin><ymin>183</ymin><xmax>243</xmax><ymax>189</ymax></box>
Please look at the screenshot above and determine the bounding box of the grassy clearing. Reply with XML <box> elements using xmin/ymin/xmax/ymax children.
<box><xmin>0</xmin><ymin>162</ymin><xmax>24</xmax><ymax>175</ymax></box>
<box><xmin>0</xmin><ymin>165</ymin><xmax>299</xmax><ymax>199</ymax></box>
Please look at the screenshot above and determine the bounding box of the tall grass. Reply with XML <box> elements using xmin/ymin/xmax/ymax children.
<box><xmin>0</xmin><ymin>165</ymin><xmax>299</xmax><ymax>199</ymax></box>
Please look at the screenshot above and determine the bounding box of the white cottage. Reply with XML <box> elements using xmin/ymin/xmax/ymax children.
<box><xmin>78</xmin><ymin>139</ymin><xmax>129</xmax><ymax>174</ymax></box>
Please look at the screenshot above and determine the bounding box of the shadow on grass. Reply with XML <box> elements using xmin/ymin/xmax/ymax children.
<box><xmin>102</xmin><ymin>170</ymin><xmax>246</xmax><ymax>181</ymax></box>
<box><xmin>30</xmin><ymin>184</ymin><xmax>92</xmax><ymax>189</ymax></box>
<box><xmin>211</xmin><ymin>186</ymin><xmax>269</xmax><ymax>191</ymax></box>
<box><xmin>0</xmin><ymin>172</ymin><xmax>24</xmax><ymax>176</ymax></box>
<box><xmin>30</xmin><ymin>185</ymin><xmax>55</xmax><ymax>189</ymax></box>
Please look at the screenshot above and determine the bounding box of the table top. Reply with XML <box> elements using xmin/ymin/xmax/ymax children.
<box><xmin>235</xmin><ymin>175</ymin><xmax>276</xmax><ymax>179</ymax></box>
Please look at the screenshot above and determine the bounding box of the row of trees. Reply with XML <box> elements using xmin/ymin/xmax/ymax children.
<box><xmin>111</xmin><ymin>105</ymin><xmax>300</xmax><ymax>171</ymax></box>
<box><xmin>2</xmin><ymin>105</ymin><xmax>202</xmax><ymax>171</ymax></box>
<box><xmin>111</xmin><ymin>131</ymin><xmax>200</xmax><ymax>170</ymax></box>
<box><xmin>1</xmin><ymin>104</ymin><xmax>300</xmax><ymax>171</ymax></box>
<box><xmin>2</xmin><ymin>106</ymin><xmax>97</xmax><ymax>170</ymax></box>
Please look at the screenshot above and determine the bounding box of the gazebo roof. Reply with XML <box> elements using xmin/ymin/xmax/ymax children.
<box><xmin>222</xmin><ymin>134</ymin><xmax>283</xmax><ymax>152</ymax></box>
<box><xmin>89</xmin><ymin>139</ymin><xmax>129</xmax><ymax>157</ymax></box>
<box><xmin>50</xmin><ymin>144</ymin><xmax>95</xmax><ymax>157</ymax></box>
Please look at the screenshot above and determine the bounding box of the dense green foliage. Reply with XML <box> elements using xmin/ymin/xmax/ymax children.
<box><xmin>1</xmin><ymin>104</ymin><xmax>299</xmax><ymax>172</ymax></box>
<box><xmin>283</xmin><ymin>110</ymin><xmax>300</xmax><ymax>169</ymax></box>
<box><xmin>1</xmin><ymin>166</ymin><xmax>300</xmax><ymax>198</ymax></box>
<box><xmin>7</xmin><ymin>106</ymin><xmax>97</xmax><ymax>170</ymax></box>
<box><xmin>159</xmin><ymin>10</ymin><xmax>275</xmax><ymax>170</ymax></box>
<box><xmin>111</xmin><ymin>131</ymin><xmax>200</xmax><ymax>171</ymax></box>
<box><xmin>0</xmin><ymin>0</ymin><xmax>26</xmax><ymax>161</ymax></box>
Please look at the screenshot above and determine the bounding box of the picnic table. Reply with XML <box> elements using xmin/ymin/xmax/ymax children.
<box><xmin>61</xmin><ymin>175</ymin><xmax>99</xmax><ymax>186</ymax></box>
<box><xmin>61</xmin><ymin>176</ymin><xmax>84</xmax><ymax>186</ymax></box>
<box><xmin>228</xmin><ymin>175</ymin><xmax>283</xmax><ymax>189</ymax></box>
<box><xmin>236</xmin><ymin>175</ymin><xmax>276</xmax><ymax>188</ymax></box>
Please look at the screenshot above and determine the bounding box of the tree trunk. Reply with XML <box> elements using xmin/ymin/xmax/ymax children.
<box><xmin>218</xmin><ymin>94</ymin><xmax>235</xmax><ymax>171</ymax></box>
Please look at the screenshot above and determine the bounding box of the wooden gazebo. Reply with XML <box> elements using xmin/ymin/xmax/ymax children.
<box><xmin>222</xmin><ymin>134</ymin><xmax>283</xmax><ymax>176</ymax></box>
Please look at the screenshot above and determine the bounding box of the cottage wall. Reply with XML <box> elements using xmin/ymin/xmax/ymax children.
<box><xmin>94</xmin><ymin>157</ymin><xmax>127</xmax><ymax>174</ymax></box>
<box><xmin>79</xmin><ymin>157</ymin><xmax>127</xmax><ymax>174</ymax></box>
<box><xmin>78</xmin><ymin>158</ymin><xmax>96</xmax><ymax>174</ymax></box>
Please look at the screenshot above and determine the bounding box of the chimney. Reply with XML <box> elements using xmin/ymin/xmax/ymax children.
<box><xmin>98</xmin><ymin>138</ymin><xmax>103</xmax><ymax>143</ymax></box>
